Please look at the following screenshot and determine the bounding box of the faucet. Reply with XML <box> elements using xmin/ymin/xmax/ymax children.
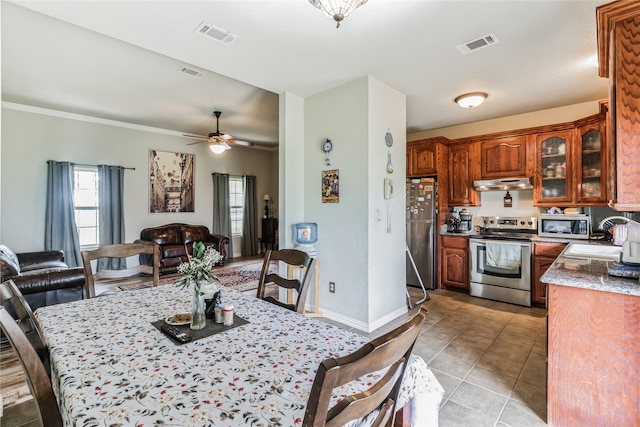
<box><xmin>597</xmin><ymin>216</ymin><xmax>630</xmax><ymax>231</ymax></box>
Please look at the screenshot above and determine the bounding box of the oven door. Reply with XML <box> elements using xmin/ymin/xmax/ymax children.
<box><xmin>470</xmin><ymin>238</ymin><xmax>531</xmax><ymax>291</ymax></box>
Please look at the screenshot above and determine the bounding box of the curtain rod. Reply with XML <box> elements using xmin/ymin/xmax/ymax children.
<box><xmin>75</xmin><ymin>163</ymin><xmax>135</xmax><ymax>170</ymax></box>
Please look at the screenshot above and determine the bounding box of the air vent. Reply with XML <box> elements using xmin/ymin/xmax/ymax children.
<box><xmin>195</xmin><ymin>22</ymin><xmax>237</xmax><ymax>44</ymax></box>
<box><xmin>456</xmin><ymin>33</ymin><xmax>499</xmax><ymax>55</ymax></box>
<box><xmin>177</xmin><ymin>66</ymin><xmax>203</xmax><ymax>78</ymax></box>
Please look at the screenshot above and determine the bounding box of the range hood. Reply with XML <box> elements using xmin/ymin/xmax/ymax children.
<box><xmin>473</xmin><ymin>177</ymin><xmax>533</xmax><ymax>191</ymax></box>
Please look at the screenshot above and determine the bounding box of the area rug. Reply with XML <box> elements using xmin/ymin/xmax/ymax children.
<box><xmin>211</xmin><ymin>262</ymin><xmax>272</xmax><ymax>292</ymax></box>
<box><xmin>119</xmin><ymin>261</ymin><xmax>271</xmax><ymax>293</ymax></box>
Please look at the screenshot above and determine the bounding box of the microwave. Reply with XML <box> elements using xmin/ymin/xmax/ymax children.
<box><xmin>538</xmin><ymin>214</ymin><xmax>590</xmax><ymax>239</ymax></box>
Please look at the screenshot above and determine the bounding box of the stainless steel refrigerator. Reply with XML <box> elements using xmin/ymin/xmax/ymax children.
<box><xmin>406</xmin><ymin>178</ymin><xmax>437</xmax><ymax>289</ymax></box>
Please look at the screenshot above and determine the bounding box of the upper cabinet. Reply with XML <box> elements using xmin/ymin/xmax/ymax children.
<box><xmin>575</xmin><ymin>115</ymin><xmax>608</xmax><ymax>204</ymax></box>
<box><xmin>597</xmin><ymin>0</ymin><xmax>640</xmax><ymax>211</ymax></box>
<box><xmin>407</xmin><ymin>141</ymin><xmax>437</xmax><ymax>176</ymax></box>
<box><xmin>535</xmin><ymin>129</ymin><xmax>575</xmax><ymax>205</ymax></box>
<box><xmin>407</xmin><ymin>137</ymin><xmax>449</xmax><ymax>178</ymax></box>
<box><xmin>448</xmin><ymin>142</ymin><xmax>479</xmax><ymax>206</ymax></box>
<box><xmin>479</xmin><ymin>135</ymin><xmax>529</xmax><ymax>179</ymax></box>
<box><xmin>534</xmin><ymin>109</ymin><xmax>609</xmax><ymax>207</ymax></box>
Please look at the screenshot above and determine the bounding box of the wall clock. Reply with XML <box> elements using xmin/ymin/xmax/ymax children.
<box><xmin>322</xmin><ymin>138</ymin><xmax>333</xmax><ymax>154</ymax></box>
<box><xmin>322</xmin><ymin>138</ymin><xmax>333</xmax><ymax>166</ymax></box>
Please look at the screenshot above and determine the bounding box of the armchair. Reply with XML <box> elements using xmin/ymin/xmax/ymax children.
<box><xmin>0</xmin><ymin>244</ymin><xmax>86</xmax><ymax>310</ymax></box>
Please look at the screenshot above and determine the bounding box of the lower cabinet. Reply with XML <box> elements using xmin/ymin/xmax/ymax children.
<box><xmin>531</xmin><ymin>241</ymin><xmax>566</xmax><ymax>305</ymax></box>
<box><xmin>439</xmin><ymin>235</ymin><xmax>469</xmax><ymax>290</ymax></box>
<box><xmin>547</xmin><ymin>284</ymin><xmax>640</xmax><ymax>426</ymax></box>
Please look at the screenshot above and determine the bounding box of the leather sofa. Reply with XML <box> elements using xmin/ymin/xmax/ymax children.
<box><xmin>0</xmin><ymin>244</ymin><xmax>86</xmax><ymax>310</ymax></box>
<box><xmin>135</xmin><ymin>223</ymin><xmax>229</xmax><ymax>274</ymax></box>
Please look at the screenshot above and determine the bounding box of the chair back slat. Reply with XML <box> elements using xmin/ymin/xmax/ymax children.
<box><xmin>257</xmin><ymin>249</ymin><xmax>316</xmax><ymax>313</ymax></box>
<box><xmin>303</xmin><ymin>311</ymin><xmax>426</xmax><ymax>427</ymax></box>
<box><xmin>82</xmin><ymin>243</ymin><xmax>160</xmax><ymax>298</ymax></box>
<box><xmin>0</xmin><ymin>308</ymin><xmax>62</xmax><ymax>427</ymax></box>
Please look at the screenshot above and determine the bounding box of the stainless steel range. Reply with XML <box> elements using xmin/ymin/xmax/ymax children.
<box><xmin>469</xmin><ymin>216</ymin><xmax>537</xmax><ymax>307</ymax></box>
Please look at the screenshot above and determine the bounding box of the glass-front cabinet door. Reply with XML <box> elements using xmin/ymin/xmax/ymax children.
<box><xmin>535</xmin><ymin>129</ymin><xmax>574</xmax><ymax>205</ymax></box>
<box><xmin>576</xmin><ymin>120</ymin><xmax>607</xmax><ymax>205</ymax></box>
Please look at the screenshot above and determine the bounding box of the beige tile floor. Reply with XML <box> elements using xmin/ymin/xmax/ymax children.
<box><xmin>411</xmin><ymin>288</ymin><xmax>547</xmax><ymax>427</ymax></box>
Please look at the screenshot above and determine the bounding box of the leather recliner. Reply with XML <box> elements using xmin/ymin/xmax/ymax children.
<box><xmin>0</xmin><ymin>244</ymin><xmax>86</xmax><ymax>310</ymax></box>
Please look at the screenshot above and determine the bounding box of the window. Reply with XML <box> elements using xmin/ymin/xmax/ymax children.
<box><xmin>229</xmin><ymin>177</ymin><xmax>244</xmax><ymax>235</ymax></box>
<box><xmin>73</xmin><ymin>167</ymin><xmax>99</xmax><ymax>248</ymax></box>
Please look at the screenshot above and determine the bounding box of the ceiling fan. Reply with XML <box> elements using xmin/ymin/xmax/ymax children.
<box><xmin>183</xmin><ymin>111</ymin><xmax>254</xmax><ymax>154</ymax></box>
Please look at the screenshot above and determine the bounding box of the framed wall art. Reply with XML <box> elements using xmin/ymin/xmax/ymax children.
<box><xmin>322</xmin><ymin>169</ymin><xmax>339</xmax><ymax>203</ymax></box>
<box><xmin>149</xmin><ymin>150</ymin><xmax>195</xmax><ymax>213</ymax></box>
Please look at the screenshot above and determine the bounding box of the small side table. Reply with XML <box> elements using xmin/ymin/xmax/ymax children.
<box><xmin>261</xmin><ymin>218</ymin><xmax>278</xmax><ymax>254</ymax></box>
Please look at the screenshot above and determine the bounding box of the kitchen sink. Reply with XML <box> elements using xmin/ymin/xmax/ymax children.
<box><xmin>563</xmin><ymin>243</ymin><xmax>622</xmax><ymax>261</ymax></box>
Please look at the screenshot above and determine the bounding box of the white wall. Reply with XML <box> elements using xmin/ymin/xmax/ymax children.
<box><xmin>302</xmin><ymin>76</ymin><xmax>406</xmax><ymax>331</ymax></box>
<box><xmin>366</xmin><ymin>77</ymin><xmax>407</xmax><ymax>327</ymax></box>
<box><xmin>1</xmin><ymin>106</ymin><xmax>278</xmax><ymax>253</ymax></box>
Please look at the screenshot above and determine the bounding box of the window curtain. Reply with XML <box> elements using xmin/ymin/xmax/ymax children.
<box><xmin>241</xmin><ymin>175</ymin><xmax>258</xmax><ymax>256</ymax></box>
<box><xmin>212</xmin><ymin>173</ymin><xmax>233</xmax><ymax>258</ymax></box>
<box><xmin>97</xmin><ymin>165</ymin><xmax>126</xmax><ymax>271</ymax></box>
<box><xmin>44</xmin><ymin>161</ymin><xmax>82</xmax><ymax>267</ymax></box>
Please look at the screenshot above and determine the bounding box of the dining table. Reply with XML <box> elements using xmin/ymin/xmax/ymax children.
<box><xmin>35</xmin><ymin>282</ymin><xmax>444</xmax><ymax>426</ymax></box>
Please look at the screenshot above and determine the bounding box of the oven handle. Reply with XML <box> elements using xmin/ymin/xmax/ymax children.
<box><xmin>469</xmin><ymin>238</ymin><xmax>531</xmax><ymax>248</ymax></box>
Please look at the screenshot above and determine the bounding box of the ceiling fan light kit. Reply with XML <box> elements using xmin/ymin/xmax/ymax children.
<box><xmin>185</xmin><ymin>110</ymin><xmax>255</xmax><ymax>154</ymax></box>
<box><xmin>308</xmin><ymin>0</ymin><xmax>368</xmax><ymax>28</ymax></box>
<box><xmin>454</xmin><ymin>92</ymin><xmax>488</xmax><ymax>109</ymax></box>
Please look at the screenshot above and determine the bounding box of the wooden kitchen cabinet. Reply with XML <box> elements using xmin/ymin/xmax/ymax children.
<box><xmin>547</xmin><ymin>283</ymin><xmax>640</xmax><ymax>425</ymax></box>
<box><xmin>479</xmin><ymin>135</ymin><xmax>529</xmax><ymax>179</ymax></box>
<box><xmin>533</xmin><ymin>108</ymin><xmax>608</xmax><ymax>207</ymax></box>
<box><xmin>534</xmin><ymin>128</ymin><xmax>575</xmax><ymax>206</ymax></box>
<box><xmin>439</xmin><ymin>235</ymin><xmax>469</xmax><ymax>290</ymax></box>
<box><xmin>575</xmin><ymin>114</ymin><xmax>608</xmax><ymax>205</ymax></box>
<box><xmin>448</xmin><ymin>142</ymin><xmax>479</xmax><ymax>206</ymax></box>
<box><xmin>407</xmin><ymin>141</ymin><xmax>437</xmax><ymax>176</ymax></box>
<box><xmin>531</xmin><ymin>241</ymin><xmax>566</xmax><ymax>305</ymax></box>
<box><xmin>597</xmin><ymin>1</ymin><xmax>640</xmax><ymax>211</ymax></box>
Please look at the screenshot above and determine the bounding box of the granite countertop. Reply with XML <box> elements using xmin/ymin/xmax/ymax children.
<box><xmin>540</xmin><ymin>241</ymin><xmax>640</xmax><ymax>297</ymax></box>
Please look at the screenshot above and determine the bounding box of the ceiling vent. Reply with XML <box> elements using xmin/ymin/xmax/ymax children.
<box><xmin>177</xmin><ymin>66</ymin><xmax>203</xmax><ymax>78</ymax></box>
<box><xmin>195</xmin><ymin>22</ymin><xmax>237</xmax><ymax>45</ymax></box>
<box><xmin>456</xmin><ymin>33</ymin><xmax>499</xmax><ymax>55</ymax></box>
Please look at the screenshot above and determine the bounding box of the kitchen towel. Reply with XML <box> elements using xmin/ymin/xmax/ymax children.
<box><xmin>485</xmin><ymin>242</ymin><xmax>521</xmax><ymax>269</ymax></box>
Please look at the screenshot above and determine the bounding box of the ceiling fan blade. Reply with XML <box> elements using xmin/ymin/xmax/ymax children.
<box><xmin>222</xmin><ymin>141</ymin><xmax>232</xmax><ymax>150</ymax></box>
<box><xmin>186</xmin><ymin>140</ymin><xmax>206</xmax><ymax>146</ymax></box>
<box><xmin>182</xmin><ymin>133</ymin><xmax>207</xmax><ymax>139</ymax></box>
<box><xmin>230</xmin><ymin>139</ymin><xmax>254</xmax><ymax>147</ymax></box>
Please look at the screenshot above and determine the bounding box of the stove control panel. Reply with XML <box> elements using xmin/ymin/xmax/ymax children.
<box><xmin>480</xmin><ymin>216</ymin><xmax>537</xmax><ymax>231</ymax></box>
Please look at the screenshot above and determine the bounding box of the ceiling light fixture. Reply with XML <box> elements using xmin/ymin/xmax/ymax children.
<box><xmin>454</xmin><ymin>92</ymin><xmax>488</xmax><ymax>109</ymax></box>
<box><xmin>308</xmin><ymin>0</ymin><xmax>368</xmax><ymax>28</ymax></box>
<box><xmin>209</xmin><ymin>140</ymin><xmax>227</xmax><ymax>154</ymax></box>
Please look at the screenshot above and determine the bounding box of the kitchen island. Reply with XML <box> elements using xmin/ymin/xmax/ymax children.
<box><xmin>541</xmin><ymin>243</ymin><xmax>640</xmax><ymax>426</ymax></box>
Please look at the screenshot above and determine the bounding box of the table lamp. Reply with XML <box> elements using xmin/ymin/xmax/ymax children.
<box><xmin>263</xmin><ymin>194</ymin><xmax>271</xmax><ymax>218</ymax></box>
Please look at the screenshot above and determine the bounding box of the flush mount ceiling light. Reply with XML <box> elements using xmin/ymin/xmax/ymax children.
<box><xmin>308</xmin><ymin>0</ymin><xmax>368</xmax><ymax>28</ymax></box>
<box><xmin>454</xmin><ymin>92</ymin><xmax>488</xmax><ymax>109</ymax></box>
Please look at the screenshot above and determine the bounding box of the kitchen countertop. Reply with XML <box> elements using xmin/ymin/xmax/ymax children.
<box><xmin>540</xmin><ymin>241</ymin><xmax>640</xmax><ymax>297</ymax></box>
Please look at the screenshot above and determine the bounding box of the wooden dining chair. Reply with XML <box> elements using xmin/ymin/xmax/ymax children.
<box><xmin>0</xmin><ymin>307</ymin><xmax>62</xmax><ymax>427</ymax></box>
<box><xmin>0</xmin><ymin>279</ymin><xmax>50</xmax><ymax>374</ymax></box>
<box><xmin>303</xmin><ymin>311</ymin><xmax>426</xmax><ymax>427</ymax></box>
<box><xmin>256</xmin><ymin>249</ymin><xmax>316</xmax><ymax>314</ymax></box>
<box><xmin>82</xmin><ymin>243</ymin><xmax>160</xmax><ymax>298</ymax></box>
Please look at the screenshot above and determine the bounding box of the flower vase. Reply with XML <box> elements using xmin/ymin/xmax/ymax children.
<box><xmin>190</xmin><ymin>284</ymin><xmax>207</xmax><ymax>330</ymax></box>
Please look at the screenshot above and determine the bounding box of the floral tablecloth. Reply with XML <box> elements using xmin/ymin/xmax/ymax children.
<box><xmin>36</xmin><ymin>284</ymin><xmax>444</xmax><ymax>427</ymax></box>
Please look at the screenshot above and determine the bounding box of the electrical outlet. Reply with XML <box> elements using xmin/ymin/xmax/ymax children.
<box><xmin>329</xmin><ymin>281</ymin><xmax>335</xmax><ymax>293</ymax></box>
